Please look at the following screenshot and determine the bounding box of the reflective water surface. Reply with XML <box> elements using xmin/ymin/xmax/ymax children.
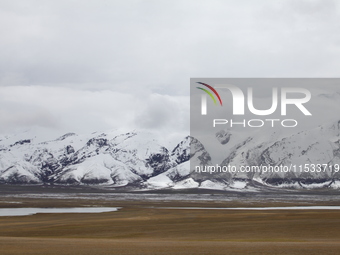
<box><xmin>0</xmin><ymin>207</ymin><xmax>119</xmax><ymax>216</ymax></box>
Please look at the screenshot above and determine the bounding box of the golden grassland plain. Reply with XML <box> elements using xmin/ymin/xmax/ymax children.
<box><xmin>0</xmin><ymin>197</ymin><xmax>340</xmax><ymax>255</ymax></box>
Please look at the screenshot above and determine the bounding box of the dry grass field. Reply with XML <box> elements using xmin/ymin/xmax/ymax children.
<box><xmin>0</xmin><ymin>196</ymin><xmax>340</xmax><ymax>255</ymax></box>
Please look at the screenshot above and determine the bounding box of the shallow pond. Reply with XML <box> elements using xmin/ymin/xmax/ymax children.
<box><xmin>0</xmin><ymin>207</ymin><xmax>119</xmax><ymax>216</ymax></box>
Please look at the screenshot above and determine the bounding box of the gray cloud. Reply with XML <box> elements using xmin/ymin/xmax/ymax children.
<box><xmin>134</xmin><ymin>94</ymin><xmax>189</xmax><ymax>130</ymax></box>
<box><xmin>0</xmin><ymin>86</ymin><xmax>189</xmax><ymax>136</ymax></box>
<box><xmin>0</xmin><ymin>0</ymin><xmax>339</xmax><ymax>136</ymax></box>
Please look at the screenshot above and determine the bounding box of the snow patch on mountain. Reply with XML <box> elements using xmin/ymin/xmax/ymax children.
<box><xmin>1</xmin><ymin>119</ymin><xmax>340</xmax><ymax>190</ymax></box>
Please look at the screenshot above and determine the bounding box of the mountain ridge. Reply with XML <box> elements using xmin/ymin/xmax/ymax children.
<box><xmin>1</xmin><ymin>121</ymin><xmax>340</xmax><ymax>191</ymax></box>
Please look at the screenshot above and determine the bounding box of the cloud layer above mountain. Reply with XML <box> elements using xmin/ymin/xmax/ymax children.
<box><xmin>0</xmin><ymin>0</ymin><xmax>339</xmax><ymax>135</ymax></box>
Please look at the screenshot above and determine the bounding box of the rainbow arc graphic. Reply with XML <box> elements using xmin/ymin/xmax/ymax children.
<box><xmin>196</xmin><ymin>82</ymin><xmax>223</xmax><ymax>106</ymax></box>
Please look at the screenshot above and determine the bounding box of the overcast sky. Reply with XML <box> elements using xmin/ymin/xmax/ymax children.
<box><xmin>0</xmin><ymin>0</ymin><xmax>340</xmax><ymax>138</ymax></box>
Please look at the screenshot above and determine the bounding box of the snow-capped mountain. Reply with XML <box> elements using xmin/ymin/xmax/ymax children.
<box><xmin>1</xmin><ymin>119</ymin><xmax>340</xmax><ymax>190</ymax></box>
<box><xmin>0</xmin><ymin>129</ymin><xmax>208</xmax><ymax>188</ymax></box>
<box><xmin>211</xmin><ymin>120</ymin><xmax>340</xmax><ymax>189</ymax></box>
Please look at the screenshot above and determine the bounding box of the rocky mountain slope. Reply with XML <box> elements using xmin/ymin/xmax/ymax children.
<box><xmin>1</xmin><ymin>120</ymin><xmax>340</xmax><ymax>190</ymax></box>
<box><xmin>0</xmin><ymin>130</ymin><xmax>208</xmax><ymax>188</ymax></box>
